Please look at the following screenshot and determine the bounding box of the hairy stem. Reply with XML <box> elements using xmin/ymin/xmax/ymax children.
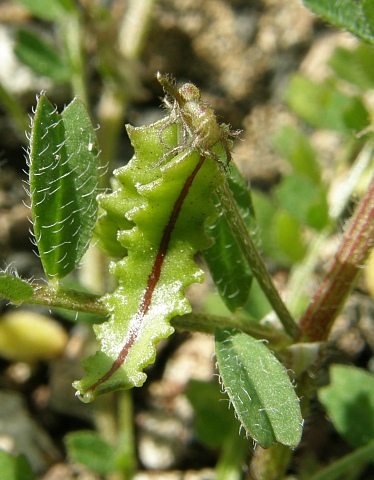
<box><xmin>215</xmin><ymin>424</ymin><xmax>248</xmax><ymax>480</ymax></box>
<box><xmin>24</xmin><ymin>286</ymin><xmax>291</xmax><ymax>346</ymax></box>
<box><xmin>117</xmin><ymin>390</ymin><xmax>136</xmax><ymax>479</ymax></box>
<box><xmin>299</xmin><ymin>173</ymin><xmax>374</xmax><ymax>341</ymax></box>
<box><xmin>218</xmin><ymin>180</ymin><xmax>300</xmax><ymax>339</ymax></box>
<box><xmin>249</xmin><ymin>444</ymin><xmax>292</xmax><ymax>480</ymax></box>
<box><xmin>287</xmin><ymin>140</ymin><xmax>373</xmax><ymax>317</ymax></box>
<box><xmin>31</xmin><ymin>285</ymin><xmax>107</xmax><ymax>316</ymax></box>
<box><xmin>60</xmin><ymin>10</ymin><xmax>88</xmax><ymax>106</ymax></box>
<box><xmin>171</xmin><ymin>313</ymin><xmax>291</xmax><ymax>348</ymax></box>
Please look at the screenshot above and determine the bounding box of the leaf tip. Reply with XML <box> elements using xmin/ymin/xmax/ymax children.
<box><xmin>74</xmin><ymin>386</ymin><xmax>95</xmax><ymax>403</ymax></box>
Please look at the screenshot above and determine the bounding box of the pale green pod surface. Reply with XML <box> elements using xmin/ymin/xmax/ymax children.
<box><xmin>74</xmin><ymin>117</ymin><xmax>226</xmax><ymax>401</ymax></box>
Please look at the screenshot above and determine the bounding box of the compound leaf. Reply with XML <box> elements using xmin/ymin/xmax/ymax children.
<box><xmin>273</xmin><ymin>125</ymin><xmax>321</xmax><ymax>184</ymax></box>
<box><xmin>329</xmin><ymin>44</ymin><xmax>374</xmax><ymax>91</ymax></box>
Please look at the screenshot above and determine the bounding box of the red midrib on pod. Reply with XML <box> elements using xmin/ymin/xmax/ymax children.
<box><xmin>87</xmin><ymin>155</ymin><xmax>206</xmax><ymax>394</ymax></box>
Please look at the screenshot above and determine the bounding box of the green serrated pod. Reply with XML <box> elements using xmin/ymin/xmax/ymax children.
<box><xmin>74</xmin><ymin>115</ymin><xmax>226</xmax><ymax>401</ymax></box>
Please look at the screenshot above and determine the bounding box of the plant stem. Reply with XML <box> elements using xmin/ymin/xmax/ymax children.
<box><xmin>218</xmin><ymin>180</ymin><xmax>300</xmax><ymax>339</ymax></box>
<box><xmin>308</xmin><ymin>439</ymin><xmax>374</xmax><ymax>480</ymax></box>
<box><xmin>24</xmin><ymin>283</ymin><xmax>292</xmax><ymax>347</ymax></box>
<box><xmin>215</xmin><ymin>426</ymin><xmax>248</xmax><ymax>480</ymax></box>
<box><xmin>60</xmin><ymin>10</ymin><xmax>88</xmax><ymax>106</ymax></box>
<box><xmin>299</xmin><ymin>173</ymin><xmax>374</xmax><ymax>341</ymax></box>
<box><xmin>287</xmin><ymin>140</ymin><xmax>373</xmax><ymax>319</ymax></box>
<box><xmin>0</xmin><ymin>81</ymin><xmax>28</xmax><ymax>140</ymax></box>
<box><xmin>97</xmin><ymin>0</ymin><xmax>156</xmax><ymax>188</ymax></box>
<box><xmin>171</xmin><ymin>313</ymin><xmax>291</xmax><ymax>349</ymax></box>
<box><xmin>93</xmin><ymin>394</ymin><xmax>121</xmax><ymax>480</ymax></box>
<box><xmin>116</xmin><ymin>390</ymin><xmax>136</xmax><ymax>479</ymax></box>
<box><xmin>31</xmin><ymin>285</ymin><xmax>107</xmax><ymax>316</ymax></box>
<box><xmin>96</xmin><ymin>85</ymin><xmax>128</xmax><ymax>188</ymax></box>
<box><xmin>118</xmin><ymin>0</ymin><xmax>157</xmax><ymax>60</ymax></box>
<box><xmin>286</xmin><ymin>231</ymin><xmax>329</xmax><ymax>318</ymax></box>
<box><xmin>328</xmin><ymin>140</ymin><xmax>374</xmax><ymax>220</ymax></box>
<box><xmin>248</xmin><ymin>444</ymin><xmax>292</xmax><ymax>480</ymax></box>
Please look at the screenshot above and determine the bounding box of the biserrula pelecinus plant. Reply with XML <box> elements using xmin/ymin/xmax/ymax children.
<box><xmin>1</xmin><ymin>65</ymin><xmax>373</xmax><ymax>459</ymax></box>
<box><xmin>0</xmin><ymin>72</ymin><xmax>304</xmax><ymax>450</ymax></box>
<box><xmin>0</xmin><ymin>1</ymin><xmax>374</xmax><ymax>478</ymax></box>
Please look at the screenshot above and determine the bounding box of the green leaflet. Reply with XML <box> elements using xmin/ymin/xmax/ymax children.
<box><xmin>318</xmin><ymin>365</ymin><xmax>374</xmax><ymax>448</ymax></box>
<box><xmin>204</xmin><ymin>163</ymin><xmax>255</xmax><ymax>312</ymax></box>
<box><xmin>29</xmin><ymin>94</ymin><xmax>99</xmax><ymax>280</ymax></box>
<box><xmin>303</xmin><ymin>0</ymin><xmax>374</xmax><ymax>46</ymax></box>
<box><xmin>15</xmin><ymin>29</ymin><xmax>71</xmax><ymax>82</ymax></box>
<box><xmin>15</xmin><ymin>0</ymin><xmax>74</xmax><ymax>21</ymax></box>
<box><xmin>74</xmin><ymin>76</ymin><xmax>231</xmax><ymax>401</ymax></box>
<box><xmin>0</xmin><ymin>450</ymin><xmax>36</xmax><ymax>480</ymax></box>
<box><xmin>65</xmin><ymin>431</ymin><xmax>118</xmax><ymax>475</ymax></box>
<box><xmin>215</xmin><ymin>328</ymin><xmax>303</xmax><ymax>448</ymax></box>
<box><xmin>0</xmin><ymin>272</ymin><xmax>34</xmax><ymax>304</ymax></box>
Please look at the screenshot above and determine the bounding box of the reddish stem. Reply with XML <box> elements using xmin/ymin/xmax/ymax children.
<box><xmin>299</xmin><ymin>174</ymin><xmax>374</xmax><ymax>342</ymax></box>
